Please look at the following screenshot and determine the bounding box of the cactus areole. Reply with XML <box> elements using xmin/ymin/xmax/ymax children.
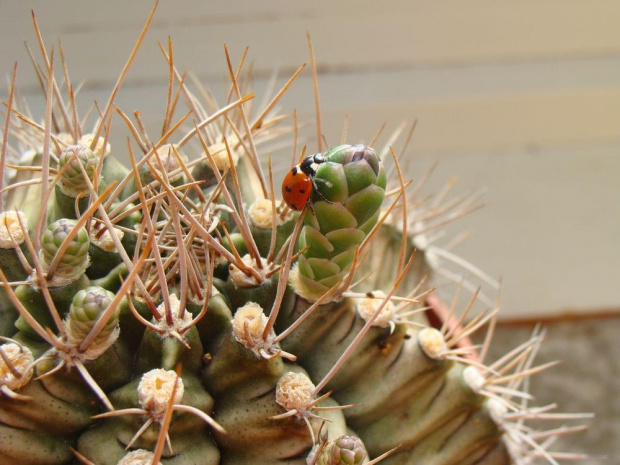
<box><xmin>0</xmin><ymin>6</ymin><xmax>587</xmax><ymax>465</ymax></box>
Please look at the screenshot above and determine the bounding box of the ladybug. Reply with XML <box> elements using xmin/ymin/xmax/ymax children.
<box><xmin>282</xmin><ymin>153</ymin><xmax>330</xmax><ymax>211</ymax></box>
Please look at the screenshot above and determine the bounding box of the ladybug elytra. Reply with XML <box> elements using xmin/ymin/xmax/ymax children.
<box><xmin>281</xmin><ymin>153</ymin><xmax>329</xmax><ymax>211</ymax></box>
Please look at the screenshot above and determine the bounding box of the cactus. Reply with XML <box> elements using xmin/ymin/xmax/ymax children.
<box><xmin>0</xmin><ymin>6</ymin><xmax>589</xmax><ymax>465</ymax></box>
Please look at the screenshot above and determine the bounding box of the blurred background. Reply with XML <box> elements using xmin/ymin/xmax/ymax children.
<box><xmin>1</xmin><ymin>1</ymin><xmax>618</xmax><ymax>461</ymax></box>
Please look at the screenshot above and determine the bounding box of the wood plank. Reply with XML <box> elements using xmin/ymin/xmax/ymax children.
<box><xmin>315</xmin><ymin>89</ymin><xmax>620</xmax><ymax>156</ymax></box>
<box><xmin>12</xmin><ymin>62</ymin><xmax>620</xmax><ymax>157</ymax></box>
<box><xmin>412</xmin><ymin>143</ymin><xmax>620</xmax><ymax>319</ymax></box>
<box><xmin>1</xmin><ymin>0</ymin><xmax>619</xmax><ymax>90</ymax></box>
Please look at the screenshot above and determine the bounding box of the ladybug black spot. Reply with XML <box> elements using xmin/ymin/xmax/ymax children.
<box><xmin>285</xmin><ymin>186</ymin><xmax>292</xmax><ymax>192</ymax></box>
<box><xmin>299</xmin><ymin>189</ymin><xmax>306</xmax><ymax>194</ymax></box>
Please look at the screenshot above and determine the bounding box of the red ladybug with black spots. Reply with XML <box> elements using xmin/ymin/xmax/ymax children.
<box><xmin>281</xmin><ymin>153</ymin><xmax>330</xmax><ymax>211</ymax></box>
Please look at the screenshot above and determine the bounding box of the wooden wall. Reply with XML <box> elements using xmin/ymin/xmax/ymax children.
<box><xmin>1</xmin><ymin>1</ymin><xmax>619</xmax><ymax>319</ymax></box>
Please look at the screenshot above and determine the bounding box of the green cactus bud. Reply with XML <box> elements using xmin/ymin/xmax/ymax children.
<box><xmin>65</xmin><ymin>286</ymin><xmax>119</xmax><ymax>357</ymax></box>
<box><xmin>291</xmin><ymin>145</ymin><xmax>386</xmax><ymax>301</ymax></box>
<box><xmin>57</xmin><ymin>145</ymin><xmax>98</xmax><ymax>197</ymax></box>
<box><xmin>14</xmin><ymin>274</ymin><xmax>90</xmax><ymax>337</ymax></box>
<box><xmin>40</xmin><ymin>218</ymin><xmax>90</xmax><ymax>280</ymax></box>
<box><xmin>312</xmin><ymin>435</ymin><xmax>368</xmax><ymax>465</ymax></box>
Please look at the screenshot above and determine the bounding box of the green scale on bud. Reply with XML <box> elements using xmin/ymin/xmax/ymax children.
<box><xmin>292</xmin><ymin>145</ymin><xmax>386</xmax><ymax>300</ymax></box>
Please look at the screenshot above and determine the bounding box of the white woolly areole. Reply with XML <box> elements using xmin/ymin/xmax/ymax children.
<box><xmin>189</xmin><ymin>284</ymin><xmax>220</xmax><ymax>307</ymax></box>
<box><xmin>0</xmin><ymin>211</ymin><xmax>28</xmax><ymax>248</ymax></box>
<box><xmin>486</xmin><ymin>396</ymin><xmax>509</xmax><ymax>426</ymax></box>
<box><xmin>78</xmin><ymin>133</ymin><xmax>111</xmax><ymax>158</ymax></box>
<box><xmin>418</xmin><ymin>327</ymin><xmax>447</xmax><ymax>359</ymax></box>
<box><xmin>90</xmin><ymin>227</ymin><xmax>124</xmax><ymax>253</ymax></box>
<box><xmin>228</xmin><ymin>254</ymin><xmax>270</xmax><ymax>287</ymax></box>
<box><xmin>0</xmin><ymin>343</ymin><xmax>34</xmax><ymax>391</ymax></box>
<box><xmin>276</xmin><ymin>371</ymin><xmax>315</xmax><ymax>413</ymax></box>
<box><xmin>208</xmin><ymin>141</ymin><xmax>239</xmax><ymax>171</ymax></box>
<box><xmin>356</xmin><ymin>291</ymin><xmax>396</xmax><ymax>328</ymax></box>
<box><xmin>138</xmin><ymin>369</ymin><xmax>184</xmax><ymax>421</ymax></box>
<box><xmin>231</xmin><ymin>302</ymin><xmax>277</xmax><ymax>356</ymax></box>
<box><xmin>152</xmin><ymin>144</ymin><xmax>187</xmax><ymax>182</ymax></box>
<box><xmin>153</xmin><ymin>294</ymin><xmax>192</xmax><ymax>333</ymax></box>
<box><xmin>248</xmin><ymin>199</ymin><xmax>278</xmax><ymax>230</ymax></box>
<box><xmin>117</xmin><ymin>449</ymin><xmax>162</xmax><ymax>465</ymax></box>
<box><xmin>463</xmin><ymin>365</ymin><xmax>486</xmax><ymax>394</ymax></box>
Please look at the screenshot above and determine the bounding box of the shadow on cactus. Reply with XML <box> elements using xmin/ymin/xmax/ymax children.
<box><xmin>0</xmin><ymin>4</ymin><xmax>590</xmax><ymax>465</ymax></box>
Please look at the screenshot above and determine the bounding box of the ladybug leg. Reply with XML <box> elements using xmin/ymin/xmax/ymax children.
<box><xmin>314</xmin><ymin>178</ymin><xmax>333</xmax><ymax>189</ymax></box>
<box><xmin>306</xmin><ymin>198</ymin><xmax>317</xmax><ymax>216</ymax></box>
<box><xmin>311</xmin><ymin>178</ymin><xmax>333</xmax><ymax>204</ymax></box>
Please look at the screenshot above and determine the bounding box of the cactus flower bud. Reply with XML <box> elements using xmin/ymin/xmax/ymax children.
<box><xmin>65</xmin><ymin>286</ymin><xmax>118</xmax><ymax>357</ymax></box>
<box><xmin>312</xmin><ymin>435</ymin><xmax>368</xmax><ymax>465</ymax></box>
<box><xmin>57</xmin><ymin>145</ymin><xmax>98</xmax><ymax>197</ymax></box>
<box><xmin>40</xmin><ymin>218</ymin><xmax>90</xmax><ymax>279</ymax></box>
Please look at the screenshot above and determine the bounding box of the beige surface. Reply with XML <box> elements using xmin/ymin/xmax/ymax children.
<box><xmin>1</xmin><ymin>1</ymin><xmax>619</xmax><ymax>319</ymax></box>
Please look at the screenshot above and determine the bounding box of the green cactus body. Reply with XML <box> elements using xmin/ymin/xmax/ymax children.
<box><xmin>0</xmin><ymin>8</ymin><xmax>587</xmax><ymax>465</ymax></box>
